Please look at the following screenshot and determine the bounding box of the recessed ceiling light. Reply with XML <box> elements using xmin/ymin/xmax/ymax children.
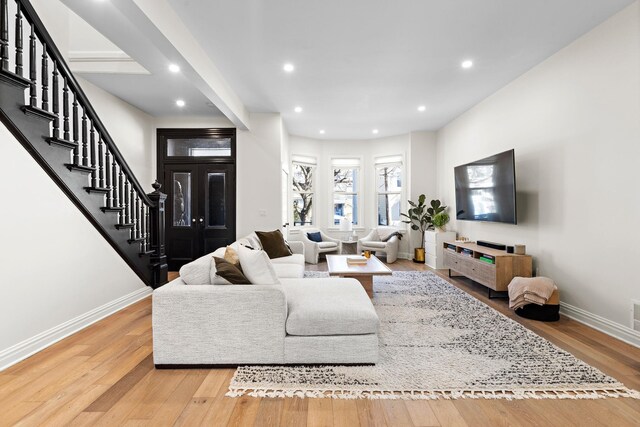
<box><xmin>283</xmin><ymin>63</ymin><xmax>295</xmax><ymax>73</ymax></box>
<box><xmin>176</xmin><ymin>99</ymin><xmax>185</xmax><ymax>107</ymax></box>
<box><xmin>417</xmin><ymin>105</ymin><xmax>426</xmax><ymax>112</ymax></box>
<box><xmin>294</xmin><ymin>106</ymin><xmax>303</xmax><ymax>113</ymax></box>
<box><xmin>168</xmin><ymin>64</ymin><xmax>180</xmax><ymax>73</ymax></box>
<box><xmin>372</xmin><ymin>129</ymin><xmax>379</xmax><ymax>135</ymax></box>
<box><xmin>319</xmin><ymin>129</ymin><xmax>325</xmax><ymax>135</ymax></box>
<box><xmin>461</xmin><ymin>60</ymin><xmax>473</xmax><ymax>69</ymax></box>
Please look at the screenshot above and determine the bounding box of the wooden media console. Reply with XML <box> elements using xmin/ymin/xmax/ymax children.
<box><xmin>442</xmin><ymin>241</ymin><xmax>532</xmax><ymax>297</ymax></box>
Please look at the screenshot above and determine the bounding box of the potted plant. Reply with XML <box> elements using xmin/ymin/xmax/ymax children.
<box><xmin>429</xmin><ymin>200</ymin><xmax>450</xmax><ymax>231</ymax></box>
<box><xmin>401</xmin><ymin>197</ymin><xmax>449</xmax><ymax>262</ymax></box>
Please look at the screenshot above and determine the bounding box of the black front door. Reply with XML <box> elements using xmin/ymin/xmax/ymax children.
<box><xmin>158</xmin><ymin>129</ymin><xmax>236</xmax><ymax>270</ymax></box>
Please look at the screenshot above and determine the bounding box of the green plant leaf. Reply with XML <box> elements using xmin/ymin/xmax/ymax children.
<box><xmin>418</xmin><ymin>194</ymin><xmax>426</xmax><ymax>205</ymax></box>
<box><xmin>411</xmin><ymin>224</ymin><xmax>419</xmax><ymax>230</ymax></box>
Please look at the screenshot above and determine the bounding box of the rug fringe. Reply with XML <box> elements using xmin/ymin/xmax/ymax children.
<box><xmin>225</xmin><ymin>387</ymin><xmax>640</xmax><ymax>400</ymax></box>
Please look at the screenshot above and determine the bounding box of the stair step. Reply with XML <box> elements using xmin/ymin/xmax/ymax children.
<box><xmin>64</xmin><ymin>163</ymin><xmax>95</xmax><ymax>173</ymax></box>
<box><xmin>115</xmin><ymin>223</ymin><xmax>134</xmax><ymax>230</ymax></box>
<box><xmin>0</xmin><ymin>70</ymin><xmax>31</xmax><ymax>88</ymax></box>
<box><xmin>46</xmin><ymin>137</ymin><xmax>78</xmax><ymax>150</ymax></box>
<box><xmin>101</xmin><ymin>206</ymin><xmax>124</xmax><ymax>213</ymax></box>
<box><xmin>139</xmin><ymin>250</ymin><xmax>154</xmax><ymax>257</ymax></box>
<box><xmin>84</xmin><ymin>187</ymin><xmax>110</xmax><ymax>194</ymax></box>
<box><xmin>128</xmin><ymin>237</ymin><xmax>145</xmax><ymax>244</ymax></box>
<box><xmin>21</xmin><ymin>105</ymin><xmax>57</xmax><ymax>122</ymax></box>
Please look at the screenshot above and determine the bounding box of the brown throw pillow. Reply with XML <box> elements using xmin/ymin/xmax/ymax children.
<box><xmin>255</xmin><ymin>229</ymin><xmax>292</xmax><ymax>259</ymax></box>
<box><xmin>213</xmin><ymin>257</ymin><xmax>250</xmax><ymax>284</ymax></box>
<box><xmin>224</xmin><ymin>246</ymin><xmax>240</xmax><ymax>265</ymax></box>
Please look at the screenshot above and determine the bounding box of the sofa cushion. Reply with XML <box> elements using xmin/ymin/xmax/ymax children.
<box><xmin>238</xmin><ymin>245</ymin><xmax>280</xmax><ymax>285</ymax></box>
<box><xmin>272</xmin><ymin>263</ymin><xmax>304</xmax><ymax>279</ymax></box>
<box><xmin>270</xmin><ymin>253</ymin><xmax>305</xmax><ymax>266</ymax></box>
<box><xmin>281</xmin><ymin>279</ymin><xmax>379</xmax><ymax>336</ymax></box>
<box><xmin>307</xmin><ymin>232</ymin><xmax>322</xmax><ymax>242</ymax></box>
<box><xmin>223</xmin><ymin>246</ymin><xmax>240</xmax><ymax>265</ymax></box>
<box><xmin>179</xmin><ymin>253</ymin><xmax>213</xmax><ymax>286</ymax></box>
<box><xmin>318</xmin><ymin>242</ymin><xmax>338</xmax><ymax>249</ymax></box>
<box><xmin>256</xmin><ymin>229</ymin><xmax>292</xmax><ymax>259</ymax></box>
<box><xmin>212</xmin><ymin>257</ymin><xmax>250</xmax><ymax>284</ymax></box>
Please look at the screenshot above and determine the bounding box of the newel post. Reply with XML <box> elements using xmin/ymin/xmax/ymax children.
<box><xmin>147</xmin><ymin>180</ymin><xmax>168</xmax><ymax>288</ymax></box>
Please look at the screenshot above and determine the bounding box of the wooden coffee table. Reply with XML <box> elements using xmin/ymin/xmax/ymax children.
<box><xmin>326</xmin><ymin>255</ymin><xmax>392</xmax><ymax>298</ymax></box>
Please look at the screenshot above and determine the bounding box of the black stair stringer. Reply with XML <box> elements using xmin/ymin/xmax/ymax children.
<box><xmin>0</xmin><ymin>73</ymin><xmax>153</xmax><ymax>286</ymax></box>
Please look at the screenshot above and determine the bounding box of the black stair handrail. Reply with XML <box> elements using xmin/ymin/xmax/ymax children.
<box><xmin>10</xmin><ymin>0</ymin><xmax>154</xmax><ymax>208</ymax></box>
<box><xmin>0</xmin><ymin>0</ymin><xmax>168</xmax><ymax>287</ymax></box>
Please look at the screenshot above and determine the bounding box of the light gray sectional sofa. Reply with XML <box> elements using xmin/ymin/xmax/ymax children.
<box><xmin>152</xmin><ymin>233</ymin><xmax>380</xmax><ymax>366</ymax></box>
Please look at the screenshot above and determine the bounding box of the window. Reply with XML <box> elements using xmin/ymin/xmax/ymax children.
<box><xmin>375</xmin><ymin>155</ymin><xmax>403</xmax><ymax>227</ymax></box>
<box><xmin>292</xmin><ymin>156</ymin><xmax>316</xmax><ymax>226</ymax></box>
<box><xmin>332</xmin><ymin>158</ymin><xmax>360</xmax><ymax>226</ymax></box>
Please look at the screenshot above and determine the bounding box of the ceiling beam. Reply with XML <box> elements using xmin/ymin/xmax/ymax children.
<box><xmin>61</xmin><ymin>0</ymin><xmax>250</xmax><ymax>130</ymax></box>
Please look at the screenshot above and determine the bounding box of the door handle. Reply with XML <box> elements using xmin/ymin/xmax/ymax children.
<box><xmin>199</xmin><ymin>217</ymin><xmax>204</xmax><ymax>228</ymax></box>
<box><xmin>283</xmin><ymin>222</ymin><xmax>289</xmax><ymax>228</ymax></box>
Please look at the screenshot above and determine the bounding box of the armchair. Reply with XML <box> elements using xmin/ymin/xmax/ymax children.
<box><xmin>301</xmin><ymin>228</ymin><xmax>341</xmax><ymax>264</ymax></box>
<box><xmin>357</xmin><ymin>227</ymin><xmax>400</xmax><ymax>263</ymax></box>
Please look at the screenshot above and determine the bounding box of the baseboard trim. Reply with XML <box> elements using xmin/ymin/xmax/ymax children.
<box><xmin>0</xmin><ymin>287</ymin><xmax>152</xmax><ymax>371</ymax></box>
<box><xmin>560</xmin><ymin>302</ymin><xmax>640</xmax><ymax>348</ymax></box>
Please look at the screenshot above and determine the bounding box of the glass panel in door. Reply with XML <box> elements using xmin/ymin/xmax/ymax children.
<box><xmin>172</xmin><ymin>172</ymin><xmax>192</xmax><ymax>226</ymax></box>
<box><xmin>206</xmin><ymin>173</ymin><xmax>226</xmax><ymax>227</ymax></box>
<box><xmin>166</xmin><ymin>138</ymin><xmax>232</xmax><ymax>157</ymax></box>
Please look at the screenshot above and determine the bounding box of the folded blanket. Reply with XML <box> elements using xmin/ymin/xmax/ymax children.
<box><xmin>508</xmin><ymin>276</ymin><xmax>557</xmax><ymax>309</ymax></box>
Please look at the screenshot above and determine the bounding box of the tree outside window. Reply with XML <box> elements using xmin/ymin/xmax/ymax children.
<box><xmin>376</xmin><ymin>163</ymin><xmax>403</xmax><ymax>226</ymax></box>
<box><xmin>333</xmin><ymin>166</ymin><xmax>359</xmax><ymax>226</ymax></box>
<box><xmin>292</xmin><ymin>163</ymin><xmax>314</xmax><ymax>226</ymax></box>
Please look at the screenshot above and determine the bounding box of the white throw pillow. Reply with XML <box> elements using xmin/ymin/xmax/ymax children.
<box><xmin>179</xmin><ymin>253</ymin><xmax>213</xmax><ymax>285</ymax></box>
<box><xmin>237</xmin><ymin>245</ymin><xmax>280</xmax><ymax>285</ymax></box>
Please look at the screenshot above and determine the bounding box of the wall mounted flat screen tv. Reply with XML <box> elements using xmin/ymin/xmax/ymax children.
<box><xmin>454</xmin><ymin>149</ymin><xmax>517</xmax><ymax>224</ymax></box>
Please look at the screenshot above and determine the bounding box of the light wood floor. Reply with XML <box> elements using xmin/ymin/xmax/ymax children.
<box><xmin>1</xmin><ymin>260</ymin><xmax>639</xmax><ymax>426</ymax></box>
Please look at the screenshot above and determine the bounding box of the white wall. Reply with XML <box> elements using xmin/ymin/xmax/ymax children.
<box><xmin>436</xmin><ymin>3</ymin><xmax>640</xmax><ymax>337</ymax></box>
<box><xmin>77</xmin><ymin>77</ymin><xmax>155</xmax><ymax>188</ymax></box>
<box><xmin>408</xmin><ymin>131</ymin><xmax>439</xmax><ymax>252</ymax></box>
<box><xmin>0</xmin><ymin>124</ymin><xmax>149</xmax><ymax>370</ymax></box>
<box><xmin>153</xmin><ymin>113</ymin><xmax>284</xmax><ymax>238</ymax></box>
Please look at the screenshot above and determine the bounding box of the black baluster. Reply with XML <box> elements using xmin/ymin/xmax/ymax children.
<box><xmin>98</xmin><ymin>135</ymin><xmax>105</xmax><ymax>188</ymax></box>
<box><xmin>41</xmin><ymin>42</ymin><xmax>48</xmax><ymax>111</ymax></box>
<box><xmin>81</xmin><ymin>111</ymin><xmax>88</xmax><ymax>166</ymax></box>
<box><xmin>52</xmin><ymin>62</ymin><xmax>59</xmax><ymax>138</ymax></box>
<box><xmin>15</xmin><ymin>2</ymin><xmax>23</xmax><ymax>76</ymax></box>
<box><xmin>124</xmin><ymin>178</ymin><xmax>131</xmax><ymax>224</ymax></box>
<box><xmin>0</xmin><ymin>0</ymin><xmax>8</xmax><ymax>71</ymax></box>
<box><xmin>72</xmin><ymin>93</ymin><xmax>79</xmax><ymax>164</ymax></box>
<box><xmin>29</xmin><ymin>23</ymin><xmax>36</xmax><ymax>107</ymax></box>
<box><xmin>105</xmin><ymin>148</ymin><xmax>113</xmax><ymax>207</ymax></box>
<box><xmin>62</xmin><ymin>77</ymin><xmax>69</xmax><ymax>140</ymax></box>
<box><xmin>90</xmin><ymin>123</ymin><xmax>97</xmax><ymax>187</ymax></box>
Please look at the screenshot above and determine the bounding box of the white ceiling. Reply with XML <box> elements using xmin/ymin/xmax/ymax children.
<box><xmin>62</xmin><ymin>0</ymin><xmax>633</xmax><ymax>139</ymax></box>
<box><xmin>164</xmin><ymin>0</ymin><xmax>633</xmax><ymax>139</ymax></box>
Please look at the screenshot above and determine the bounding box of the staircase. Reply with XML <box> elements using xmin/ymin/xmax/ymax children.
<box><xmin>0</xmin><ymin>0</ymin><xmax>167</xmax><ymax>288</ymax></box>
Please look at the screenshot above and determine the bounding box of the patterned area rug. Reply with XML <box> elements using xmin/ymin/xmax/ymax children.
<box><xmin>227</xmin><ymin>271</ymin><xmax>640</xmax><ymax>400</ymax></box>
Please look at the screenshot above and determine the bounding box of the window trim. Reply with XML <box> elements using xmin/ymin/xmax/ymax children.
<box><xmin>328</xmin><ymin>157</ymin><xmax>363</xmax><ymax>230</ymax></box>
<box><xmin>374</xmin><ymin>155</ymin><xmax>405</xmax><ymax>229</ymax></box>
